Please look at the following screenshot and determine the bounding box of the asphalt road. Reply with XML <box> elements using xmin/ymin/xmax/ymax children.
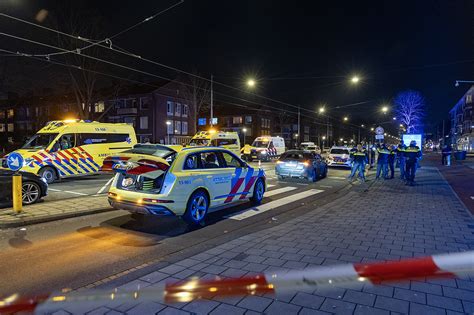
<box><xmin>0</xmin><ymin>162</ymin><xmax>353</xmax><ymax>297</ymax></box>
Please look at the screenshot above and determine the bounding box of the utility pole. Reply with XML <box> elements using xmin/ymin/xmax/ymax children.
<box><xmin>442</xmin><ymin>119</ymin><xmax>445</xmax><ymax>146</ymax></box>
<box><xmin>297</xmin><ymin>106</ymin><xmax>301</xmax><ymax>148</ymax></box>
<box><xmin>210</xmin><ymin>74</ymin><xmax>214</xmax><ymax>127</ymax></box>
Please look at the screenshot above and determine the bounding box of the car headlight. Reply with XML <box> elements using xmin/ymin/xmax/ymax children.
<box><xmin>261</xmin><ymin>150</ymin><xmax>267</xmax><ymax>155</ymax></box>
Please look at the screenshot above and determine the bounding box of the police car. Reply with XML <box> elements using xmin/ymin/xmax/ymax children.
<box><xmin>103</xmin><ymin>144</ymin><xmax>266</xmax><ymax>225</ymax></box>
<box><xmin>326</xmin><ymin>146</ymin><xmax>352</xmax><ymax>168</ymax></box>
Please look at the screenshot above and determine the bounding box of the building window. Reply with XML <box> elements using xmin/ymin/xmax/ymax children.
<box><xmin>245</xmin><ymin>116</ymin><xmax>252</xmax><ymax>123</ymax></box>
<box><xmin>0</xmin><ymin>124</ymin><xmax>5</xmax><ymax>132</ymax></box>
<box><xmin>140</xmin><ymin>116</ymin><xmax>148</xmax><ymax>129</ymax></box>
<box><xmin>182</xmin><ymin>121</ymin><xmax>188</xmax><ymax>135</ymax></box>
<box><xmin>167</xmin><ymin>120</ymin><xmax>174</xmax><ymax>134</ymax></box>
<box><xmin>261</xmin><ymin>118</ymin><xmax>270</xmax><ymax>128</ymax></box>
<box><xmin>211</xmin><ymin>117</ymin><xmax>218</xmax><ymax>125</ymax></box>
<box><xmin>183</xmin><ymin>104</ymin><xmax>189</xmax><ymax>117</ymax></box>
<box><xmin>140</xmin><ymin>97</ymin><xmax>150</xmax><ymax>110</ymax></box>
<box><xmin>167</xmin><ymin>101</ymin><xmax>174</xmax><ymax>116</ymax></box>
<box><xmin>175</xmin><ymin>103</ymin><xmax>182</xmax><ymax>116</ymax></box>
<box><xmin>7</xmin><ymin>109</ymin><xmax>14</xmax><ymax>119</ymax></box>
<box><xmin>114</xmin><ymin>99</ymin><xmax>125</xmax><ymax>109</ymax></box>
<box><xmin>7</xmin><ymin>123</ymin><xmax>14</xmax><ymax>132</ymax></box>
<box><xmin>95</xmin><ymin>101</ymin><xmax>105</xmax><ymax>113</ymax></box>
<box><xmin>175</xmin><ymin>121</ymin><xmax>181</xmax><ymax>134</ymax></box>
<box><xmin>123</xmin><ymin>117</ymin><xmax>136</xmax><ymax>127</ymax></box>
<box><xmin>0</xmin><ymin>111</ymin><xmax>4</xmax><ymax>119</ymax></box>
<box><xmin>233</xmin><ymin>116</ymin><xmax>243</xmax><ymax>124</ymax></box>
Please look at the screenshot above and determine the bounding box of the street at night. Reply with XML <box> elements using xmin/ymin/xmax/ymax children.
<box><xmin>1</xmin><ymin>1</ymin><xmax>474</xmax><ymax>314</ymax></box>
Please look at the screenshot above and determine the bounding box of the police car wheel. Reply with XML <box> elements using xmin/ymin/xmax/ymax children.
<box><xmin>22</xmin><ymin>182</ymin><xmax>41</xmax><ymax>205</ymax></box>
<box><xmin>39</xmin><ymin>167</ymin><xmax>56</xmax><ymax>184</ymax></box>
<box><xmin>250</xmin><ymin>179</ymin><xmax>264</xmax><ymax>205</ymax></box>
<box><xmin>183</xmin><ymin>190</ymin><xmax>209</xmax><ymax>225</ymax></box>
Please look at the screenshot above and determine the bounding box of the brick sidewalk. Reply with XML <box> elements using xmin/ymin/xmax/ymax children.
<box><xmin>0</xmin><ymin>195</ymin><xmax>112</xmax><ymax>228</ymax></box>
<box><xmin>40</xmin><ymin>167</ymin><xmax>474</xmax><ymax>314</ymax></box>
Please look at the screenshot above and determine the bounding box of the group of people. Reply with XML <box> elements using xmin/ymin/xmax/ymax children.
<box><xmin>347</xmin><ymin>140</ymin><xmax>422</xmax><ymax>186</ymax></box>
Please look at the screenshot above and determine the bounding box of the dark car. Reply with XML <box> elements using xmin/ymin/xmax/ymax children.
<box><xmin>275</xmin><ymin>150</ymin><xmax>328</xmax><ymax>182</ymax></box>
<box><xmin>0</xmin><ymin>170</ymin><xmax>48</xmax><ymax>207</ymax></box>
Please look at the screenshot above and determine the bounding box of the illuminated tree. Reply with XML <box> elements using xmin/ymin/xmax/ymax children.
<box><xmin>394</xmin><ymin>90</ymin><xmax>425</xmax><ymax>134</ymax></box>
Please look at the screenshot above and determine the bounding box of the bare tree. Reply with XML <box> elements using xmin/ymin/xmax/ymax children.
<box><xmin>394</xmin><ymin>90</ymin><xmax>425</xmax><ymax>134</ymax></box>
<box><xmin>178</xmin><ymin>71</ymin><xmax>211</xmax><ymax>133</ymax></box>
<box><xmin>49</xmin><ymin>5</ymin><xmax>105</xmax><ymax>120</ymax></box>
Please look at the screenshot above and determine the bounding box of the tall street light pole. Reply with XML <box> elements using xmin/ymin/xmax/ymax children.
<box><xmin>166</xmin><ymin>120</ymin><xmax>171</xmax><ymax>144</ymax></box>
<box><xmin>210</xmin><ymin>74</ymin><xmax>214</xmax><ymax>127</ymax></box>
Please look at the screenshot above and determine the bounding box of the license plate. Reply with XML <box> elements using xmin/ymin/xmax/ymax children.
<box><xmin>252</xmin><ymin>156</ymin><xmax>258</xmax><ymax>158</ymax></box>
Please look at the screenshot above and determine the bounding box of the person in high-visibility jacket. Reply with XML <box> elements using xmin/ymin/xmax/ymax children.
<box><xmin>388</xmin><ymin>145</ymin><xmax>397</xmax><ymax>179</ymax></box>
<box><xmin>395</xmin><ymin>141</ymin><xmax>407</xmax><ymax>180</ymax></box>
<box><xmin>348</xmin><ymin>144</ymin><xmax>368</xmax><ymax>182</ymax></box>
<box><xmin>403</xmin><ymin>140</ymin><xmax>422</xmax><ymax>186</ymax></box>
<box><xmin>376</xmin><ymin>143</ymin><xmax>390</xmax><ymax>179</ymax></box>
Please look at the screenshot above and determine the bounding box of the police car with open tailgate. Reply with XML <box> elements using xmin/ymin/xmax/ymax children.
<box><xmin>103</xmin><ymin>144</ymin><xmax>266</xmax><ymax>225</ymax></box>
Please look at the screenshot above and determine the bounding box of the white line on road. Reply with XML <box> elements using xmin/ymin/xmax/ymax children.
<box><xmin>63</xmin><ymin>191</ymin><xmax>89</xmax><ymax>196</ymax></box>
<box><xmin>226</xmin><ymin>189</ymin><xmax>323</xmax><ymax>221</ymax></box>
<box><xmin>264</xmin><ymin>186</ymin><xmax>297</xmax><ymax>197</ymax></box>
<box><xmin>97</xmin><ymin>177</ymin><xmax>114</xmax><ymax>194</ymax></box>
<box><xmin>48</xmin><ymin>188</ymin><xmax>62</xmax><ymax>192</ymax></box>
<box><xmin>320</xmin><ymin>185</ymin><xmax>333</xmax><ymax>188</ymax></box>
<box><xmin>267</xmin><ymin>184</ymin><xmax>276</xmax><ymax>188</ymax></box>
<box><xmin>328</xmin><ymin>176</ymin><xmax>347</xmax><ymax>180</ymax></box>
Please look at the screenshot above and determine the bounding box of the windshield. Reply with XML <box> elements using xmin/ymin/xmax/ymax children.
<box><xmin>252</xmin><ymin>140</ymin><xmax>270</xmax><ymax>148</ymax></box>
<box><xmin>21</xmin><ymin>133</ymin><xmax>58</xmax><ymax>149</ymax></box>
<box><xmin>330</xmin><ymin>149</ymin><xmax>350</xmax><ymax>155</ymax></box>
<box><xmin>189</xmin><ymin>139</ymin><xmax>210</xmax><ymax>146</ymax></box>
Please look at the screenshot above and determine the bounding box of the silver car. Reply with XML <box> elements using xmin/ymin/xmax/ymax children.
<box><xmin>275</xmin><ymin>150</ymin><xmax>328</xmax><ymax>182</ymax></box>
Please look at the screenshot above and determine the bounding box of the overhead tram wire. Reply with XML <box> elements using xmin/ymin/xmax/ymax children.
<box><xmin>0</xmin><ymin>12</ymin><xmax>347</xmax><ymax>116</ymax></box>
<box><xmin>0</xmin><ymin>32</ymin><xmax>370</xmax><ymax>130</ymax></box>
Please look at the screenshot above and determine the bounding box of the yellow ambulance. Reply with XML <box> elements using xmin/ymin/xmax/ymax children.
<box><xmin>187</xmin><ymin>131</ymin><xmax>241</xmax><ymax>156</ymax></box>
<box><xmin>1</xmin><ymin>120</ymin><xmax>137</xmax><ymax>183</ymax></box>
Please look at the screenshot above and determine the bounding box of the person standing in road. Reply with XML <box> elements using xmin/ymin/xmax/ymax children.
<box><xmin>396</xmin><ymin>141</ymin><xmax>407</xmax><ymax>180</ymax></box>
<box><xmin>445</xmin><ymin>144</ymin><xmax>452</xmax><ymax>166</ymax></box>
<box><xmin>348</xmin><ymin>144</ymin><xmax>368</xmax><ymax>182</ymax></box>
<box><xmin>348</xmin><ymin>145</ymin><xmax>358</xmax><ymax>180</ymax></box>
<box><xmin>404</xmin><ymin>140</ymin><xmax>422</xmax><ymax>186</ymax></box>
<box><xmin>376</xmin><ymin>143</ymin><xmax>390</xmax><ymax>179</ymax></box>
<box><xmin>441</xmin><ymin>145</ymin><xmax>448</xmax><ymax>165</ymax></box>
<box><xmin>388</xmin><ymin>145</ymin><xmax>396</xmax><ymax>179</ymax></box>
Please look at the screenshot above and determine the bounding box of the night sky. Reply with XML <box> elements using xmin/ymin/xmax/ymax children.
<box><xmin>2</xmin><ymin>0</ymin><xmax>474</xmax><ymax>134</ymax></box>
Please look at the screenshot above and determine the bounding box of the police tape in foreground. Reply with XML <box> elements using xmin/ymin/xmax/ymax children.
<box><xmin>2</xmin><ymin>251</ymin><xmax>473</xmax><ymax>313</ymax></box>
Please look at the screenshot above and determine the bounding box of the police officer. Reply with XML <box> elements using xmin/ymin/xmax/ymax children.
<box><xmin>388</xmin><ymin>145</ymin><xmax>396</xmax><ymax>179</ymax></box>
<box><xmin>376</xmin><ymin>143</ymin><xmax>390</xmax><ymax>179</ymax></box>
<box><xmin>396</xmin><ymin>141</ymin><xmax>407</xmax><ymax>180</ymax></box>
<box><xmin>348</xmin><ymin>144</ymin><xmax>368</xmax><ymax>182</ymax></box>
<box><xmin>404</xmin><ymin>140</ymin><xmax>422</xmax><ymax>186</ymax></box>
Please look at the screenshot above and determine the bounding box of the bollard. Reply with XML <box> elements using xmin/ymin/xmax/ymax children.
<box><xmin>12</xmin><ymin>173</ymin><xmax>22</xmax><ymax>213</ymax></box>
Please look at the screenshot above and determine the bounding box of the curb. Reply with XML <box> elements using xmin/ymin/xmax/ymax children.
<box><xmin>0</xmin><ymin>206</ymin><xmax>116</xmax><ymax>229</ymax></box>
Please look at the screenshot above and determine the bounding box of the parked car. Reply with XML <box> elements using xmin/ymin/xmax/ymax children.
<box><xmin>275</xmin><ymin>150</ymin><xmax>328</xmax><ymax>182</ymax></box>
<box><xmin>300</xmin><ymin>142</ymin><xmax>321</xmax><ymax>154</ymax></box>
<box><xmin>326</xmin><ymin>146</ymin><xmax>352</xmax><ymax>168</ymax></box>
<box><xmin>0</xmin><ymin>170</ymin><xmax>48</xmax><ymax>206</ymax></box>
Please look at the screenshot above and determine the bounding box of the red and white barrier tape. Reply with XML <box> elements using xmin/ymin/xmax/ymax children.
<box><xmin>2</xmin><ymin>251</ymin><xmax>473</xmax><ymax>313</ymax></box>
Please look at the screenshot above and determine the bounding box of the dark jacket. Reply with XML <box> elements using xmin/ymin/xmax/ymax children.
<box><xmin>395</xmin><ymin>144</ymin><xmax>407</xmax><ymax>159</ymax></box>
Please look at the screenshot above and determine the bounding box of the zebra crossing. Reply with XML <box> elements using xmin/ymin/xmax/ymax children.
<box><xmin>225</xmin><ymin>184</ymin><xmax>324</xmax><ymax>221</ymax></box>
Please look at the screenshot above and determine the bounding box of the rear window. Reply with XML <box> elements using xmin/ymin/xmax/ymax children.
<box><xmin>280</xmin><ymin>151</ymin><xmax>307</xmax><ymax>160</ymax></box>
<box><xmin>330</xmin><ymin>149</ymin><xmax>350</xmax><ymax>155</ymax></box>
<box><xmin>125</xmin><ymin>144</ymin><xmax>175</xmax><ymax>158</ymax></box>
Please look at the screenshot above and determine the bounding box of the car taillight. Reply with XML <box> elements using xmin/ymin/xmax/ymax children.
<box><xmin>276</xmin><ymin>160</ymin><xmax>283</xmax><ymax>164</ymax></box>
<box><xmin>143</xmin><ymin>198</ymin><xmax>174</xmax><ymax>203</ymax></box>
<box><xmin>302</xmin><ymin>161</ymin><xmax>310</xmax><ymax>167</ymax></box>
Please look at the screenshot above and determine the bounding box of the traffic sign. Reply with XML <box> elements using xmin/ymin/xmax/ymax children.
<box><xmin>375</xmin><ymin>134</ymin><xmax>384</xmax><ymax>140</ymax></box>
<box><xmin>375</xmin><ymin>126</ymin><xmax>384</xmax><ymax>135</ymax></box>
<box><xmin>7</xmin><ymin>152</ymin><xmax>24</xmax><ymax>172</ymax></box>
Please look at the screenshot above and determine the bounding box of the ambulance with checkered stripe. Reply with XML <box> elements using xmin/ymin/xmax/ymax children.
<box><xmin>187</xmin><ymin>131</ymin><xmax>241</xmax><ymax>157</ymax></box>
<box><xmin>241</xmin><ymin>136</ymin><xmax>285</xmax><ymax>162</ymax></box>
<box><xmin>103</xmin><ymin>144</ymin><xmax>266</xmax><ymax>225</ymax></box>
<box><xmin>0</xmin><ymin>120</ymin><xmax>137</xmax><ymax>183</ymax></box>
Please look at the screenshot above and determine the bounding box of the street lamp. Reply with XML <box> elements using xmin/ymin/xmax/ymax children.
<box><xmin>242</xmin><ymin>127</ymin><xmax>247</xmax><ymax>145</ymax></box>
<box><xmin>166</xmin><ymin>121</ymin><xmax>172</xmax><ymax>144</ymax></box>
<box><xmin>370</xmin><ymin>127</ymin><xmax>374</xmax><ymax>131</ymax></box>
<box><xmin>343</xmin><ymin>116</ymin><xmax>348</xmax><ymax>122</ymax></box>
<box><xmin>351</xmin><ymin>75</ymin><xmax>360</xmax><ymax>84</ymax></box>
<box><xmin>247</xmin><ymin>78</ymin><xmax>256</xmax><ymax>88</ymax></box>
<box><xmin>318</xmin><ymin>106</ymin><xmax>325</xmax><ymax>114</ymax></box>
<box><xmin>381</xmin><ymin>106</ymin><xmax>389</xmax><ymax>114</ymax></box>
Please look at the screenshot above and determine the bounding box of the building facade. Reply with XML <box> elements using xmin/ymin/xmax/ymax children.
<box><xmin>450</xmin><ymin>86</ymin><xmax>474</xmax><ymax>152</ymax></box>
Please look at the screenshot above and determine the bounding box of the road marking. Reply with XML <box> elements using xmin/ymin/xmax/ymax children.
<box><xmin>265</xmin><ymin>186</ymin><xmax>297</xmax><ymax>197</ymax></box>
<box><xmin>97</xmin><ymin>177</ymin><xmax>114</xmax><ymax>194</ymax></box>
<box><xmin>267</xmin><ymin>184</ymin><xmax>276</xmax><ymax>188</ymax></box>
<box><xmin>226</xmin><ymin>189</ymin><xmax>323</xmax><ymax>221</ymax></box>
<box><xmin>48</xmin><ymin>188</ymin><xmax>62</xmax><ymax>192</ymax></box>
<box><xmin>297</xmin><ymin>183</ymin><xmax>309</xmax><ymax>186</ymax></box>
<box><xmin>328</xmin><ymin>176</ymin><xmax>347</xmax><ymax>180</ymax></box>
<box><xmin>63</xmin><ymin>191</ymin><xmax>89</xmax><ymax>196</ymax></box>
<box><xmin>320</xmin><ymin>185</ymin><xmax>333</xmax><ymax>188</ymax></box>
